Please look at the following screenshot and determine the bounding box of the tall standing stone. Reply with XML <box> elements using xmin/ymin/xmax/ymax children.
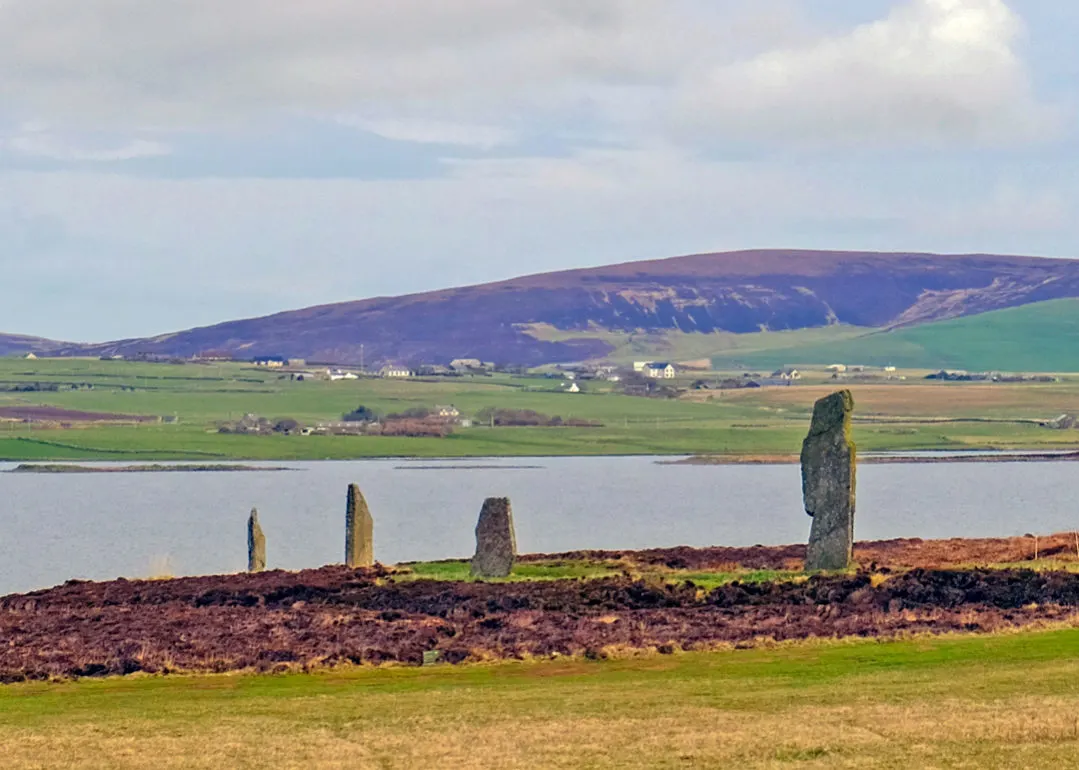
<box><xmin>247</xmin><ymin>508</ymin><xmax>266</xmax><ymax>573</ymax></box>
<box><xmin>470</xmin><ymin>497</ymin><xmax>516</xmax><ymax>578</ymax></box>
<box><xmin>802</xmin><ymin>390</ymin><xmax>856</xmax><ymax>571</ymax></box>
<box><xmin>345</xmin><ymin>483</ymin><xmax>374</xmax><ymax>568</ymax></box>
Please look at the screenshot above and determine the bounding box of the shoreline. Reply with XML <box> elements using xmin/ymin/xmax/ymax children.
<box><xmin>667</xmin><ymin>450</ymin><xmax>1079</xmax><ymax>466</ymax></box>
<box><xmin>7</xmin><ymin>463</ymin><xmax>294</xmax><ymax>474</ymax></box>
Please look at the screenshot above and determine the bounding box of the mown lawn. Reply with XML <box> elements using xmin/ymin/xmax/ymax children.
<box><xmin>4</xmin><ymin>628</ymin><xmax>1079</xmax><ymax>768</ymax></box>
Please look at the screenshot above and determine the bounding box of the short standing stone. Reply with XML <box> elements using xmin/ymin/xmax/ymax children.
<box><xmin>345</xmin><ymin>483</ymin><xmax>374</xmax><ymax>568</ymax></box>
<box><xmin>247</xmin><ymin>508</ymin><xmax>266</xmax><ymax>572</ymax></box>
<box><xmin>470</xmin><ymin>497</ymin><xmax>516</xmax><ymax>578</ymax></box>
<box><xmin>802</xmin><ymin>390</ymin><xmax>856</xmax><ymax>571</ymax></box>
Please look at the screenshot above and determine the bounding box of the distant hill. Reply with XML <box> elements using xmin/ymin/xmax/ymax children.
<box><xmin>27</xmin><ymin>249</ymin><xmax>1079</xmax><ymax>366</ymax></box>
<box><xmin>0</xmin><ymin>334</ymin><xmax>66</xmax><ymax>357</ymax></box>
<box><xmin>710</xmin><ymin>298</ymin><xmax>1079</xmax><ymax>372</ymax></box>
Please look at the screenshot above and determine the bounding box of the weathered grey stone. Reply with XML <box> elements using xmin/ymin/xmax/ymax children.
<box><xmin>247</xmin><ymin>508</ymin><xmax>266</xmax><ymax>573</ymax></box>
<box><xmin>345</xmin><ymin>483</ymin><xmax>374</xmax><ymax>568</ymax></box>
<box><xmin>802</xmin><ymin>390</ymin><xmax>856</xmax><ymax>571</ymax></box>
<box><xmin>470</xmin><ymin>497</ymin><xmax>516</xmax><ymax>578</ymax></box>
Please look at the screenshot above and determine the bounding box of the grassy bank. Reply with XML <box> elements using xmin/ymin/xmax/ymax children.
<box><xmin>4</xmin><ymin>628</ymin><xmax>1079</xmax><ymax>768</ymax></box>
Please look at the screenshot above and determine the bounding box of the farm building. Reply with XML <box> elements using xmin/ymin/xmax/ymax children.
<box><xmin>644</xmin><ymin>363</ymin><xmax>677</xmax><ymax>379</ymax></box>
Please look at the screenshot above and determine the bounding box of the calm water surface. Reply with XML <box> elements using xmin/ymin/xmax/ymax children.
<box><xmin>1</xmin><ymin>456</ymin><xmax>1075</xmax><ymax>595</ymax></box>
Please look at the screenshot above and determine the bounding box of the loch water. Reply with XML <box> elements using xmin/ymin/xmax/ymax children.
<box><xmin>0</xmin><ymin>456</ymin><xmax>1074</xmax><ymax>595</ymax></box>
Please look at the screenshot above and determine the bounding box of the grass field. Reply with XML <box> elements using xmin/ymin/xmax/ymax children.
<box><xmin>0</xmin><ymin>357</ymin><xmax>1078</xmax><ymax>460</ymax></box>
<box><xmin>710</xmin><ymin>298</ymin><xmax>1079</xmax><ymax>372</ymax></box>
<box><xmin>4</xmin><ymin>628</ymin><xmax>1079</xmax><ymax>768</ymax></box>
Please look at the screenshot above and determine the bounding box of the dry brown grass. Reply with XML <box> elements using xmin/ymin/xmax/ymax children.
<box><xmin>4</xmin><ymin>630</ymin><xmax>1079</xmax><ymax>769</ymax></box>
<box><xmin>5</xmin><ymin>691</ymin><xmax>1079</xmax><ymax>769</ymax></box>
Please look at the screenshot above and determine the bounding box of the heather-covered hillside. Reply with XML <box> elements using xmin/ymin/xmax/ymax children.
<box><xmin>28</xmin><ymin>249</ymin><xmax>1079</xmax><ymax>365</ymax></box>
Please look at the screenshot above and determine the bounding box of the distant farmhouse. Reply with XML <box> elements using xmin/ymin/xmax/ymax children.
<box><xmin>434</xmin><ymin>405</ymin><xmax>460</xmax><ymax>418</ymax></box>
<box><xmin>194</xmin><ymin>350</ymin><xmax>233</xmax><ymax>362</ymax></box>
<box><xmin>327</xmin><ymin>369</ymin><xmax>359</xmax><ymax>381</ymax></box>
<box><xmin>644</xmin><ymin>362</ymin><xmax>677</xmax><ymax>379</ymax></box>
<box><xmin>771</xmin><ymin>368</ymin><xmax>801</xmax><ymax>381</ymax></box>
<box><xmin>450</xmin><ymin>358</ymin><xmax>496</xmax><ymax>372</ymax></box>
<box><xmin>254</xmin><ymin>356</ymin><xmax>286</xmax><ymax>369</ymax></box>
<box><xmin>379</xmin><ymin>365</ymin><xmax>413</xmax><ymax>379</ymax></box>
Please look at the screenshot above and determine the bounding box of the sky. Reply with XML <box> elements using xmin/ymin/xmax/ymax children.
<box><xmin>1</xmin><ymin>0</ymin><xmax>1076</xmax><ymax>342</ymax></box>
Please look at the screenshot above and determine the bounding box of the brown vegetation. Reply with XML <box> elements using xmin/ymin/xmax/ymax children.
<box><xmin>475</xmin><ymin>407</ymin><xmax>601</xmax><ymax>427</ymax></box>
<box><xmin>0</xmin><ymin>406</ymin><xmax>159</xmax><ymax>424</ymax></box>
<box><xmin>6</xmin><ymin>535</ymin><xmax>1079</xmax><ymax>681</ymax></box>
<box><xmin>528</xmin><ymin>532</ymin><xmax>1079</xmax><ymax>572</ymax></box>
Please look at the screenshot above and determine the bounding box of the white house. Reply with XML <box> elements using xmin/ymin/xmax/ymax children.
<box><xmin>379</xmin><ymin>365</ymin><xmax>413</xmax><ymax>379</ymax></box>
<box><xmin>633</xmin><ymin>361</ymin><xmax>649</xmax><ymax>372</ymax></box>
<box><xmin>435</xmin><ymin>405</ymin><xmax>460</xmax><ymax>418</ymax></box>
<box><xmin>450</xmin><ymin>358</ymin><xmax>483</xmax><ymax>370</ymax></box>
<box><xmin>328</xmin><ymin>369</ymin><xmax>359</xmax><ymax>381</ymax></box>
<box><xmin>645</xmin><ymin>362</ymin><xmax>677</xmax><ymax>379</ymax></box>
<box><xmin>826</xmin><ymin>364</ymin><xmax>847</xmax><ymax>373</ymax></box>
<box><xmin>565</xmin><ymin>382</ymin><xmax>581</xmax><ymax>393</ymax></box>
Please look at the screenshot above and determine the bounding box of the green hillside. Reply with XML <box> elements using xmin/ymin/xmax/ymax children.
<box><xmin>710</xmin><ymin>298</ymin><xmax>1079</xmax><ymax>372</ymax></box>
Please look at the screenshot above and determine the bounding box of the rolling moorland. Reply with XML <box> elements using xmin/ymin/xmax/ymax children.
<box><xmin>7</xmin><ymin>249</ymin><xmax>1079</xmax><ymax>367</ymax></box>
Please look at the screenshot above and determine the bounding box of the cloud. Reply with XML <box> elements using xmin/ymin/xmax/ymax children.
<box><xmin>0</xmin><ymin>0</ymin><xmax>1057</xmax><ymax>161</ymax></box>
<box><xmin>339</xmin><ymin>118</ymin><xmax>516</xmax><ymax>149</ymax></box>
<box><xmin>917</xmin><ymin>183</ymin><xmax>1070</xmax><ymax>235</ymax></box>
<box><xmin>2</xmin><ymin>134</ymin><xmax>1078</xmax><ymax>342</ymax></box>
<box><xmin>677</xmin><ymin>0</ymin><xmax>1059</xmax><ymax>147</ymax></box>
<box><xmin>0</xmin><ymin>0</ymin><xmax>685</xmax><ymax>125</ymax></box>
<box><xmin>7</xmin><ymin>126</ymin><xmax>170</xmax><ymax>161</ymax></box>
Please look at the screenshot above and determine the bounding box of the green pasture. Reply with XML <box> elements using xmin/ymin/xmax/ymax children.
<box><xmin>0</xmin><ymin>357</ymin><xmax>1078</xmax><ymax>461</ymax></box>
<box><xmin>711</xmin><ymin>298</ymin><xmax>1079</xmax><ymax>372</ymax></box>
<box><xmin>4</xmin><ymin>628</ymin><xmax>1079</xmax><ymax>768</ymax></box>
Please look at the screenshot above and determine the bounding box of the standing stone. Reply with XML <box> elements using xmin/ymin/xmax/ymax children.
<box><xmin>345</xmin><ymin>483</ymin><xmax>374</xmax><ymax>568</ymax></box>
<box><xmin>470</xmin><ymin>497</ymin><xmax>517</xmax><ymax>578</ymax></box>
<box><xmin>802</xmin><ymin>390</ymin><xmax>856</xmax><ymax>571</ymax></box>
<box><xmin>247</xmin><ymin>508</ymin><xmax>266</xmax><ymax>573</ymax></box>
